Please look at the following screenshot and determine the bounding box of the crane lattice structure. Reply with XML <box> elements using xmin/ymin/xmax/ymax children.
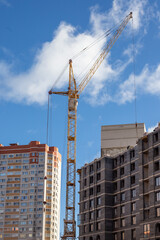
<box><xmin>49</xmin><ymin>12</ymin><xmax>132</xmax><ymax>240</ymax></box>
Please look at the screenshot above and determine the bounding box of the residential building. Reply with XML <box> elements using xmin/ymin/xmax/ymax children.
<box><xmin>0</xmin><ymin>141</ymin><xmax>61</xmax><ymax>240</ymax></box>
<box><xmin>78</xmin><ymin>123</ymin><xmax>160</xmax><ymax>240</ymax></box>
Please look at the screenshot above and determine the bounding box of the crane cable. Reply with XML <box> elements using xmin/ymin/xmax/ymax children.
<box><xmin>50</xmin><ymin>18</ymin><xmax>125</xmax><ymax>91</ymax></box>
<box><xmin>132</xmin><ymin>17</ymin><xmax>138</xmax><ymax>139</ymax></box>
<box><xmin>71</xmin><ymin>19</ymin><xmax>125</xmax><ymax>62</ymax></box>
<box><xmin>46</xmin><ymin>93</ymin><xmax>50</xmax><ymax>145</ymax></box>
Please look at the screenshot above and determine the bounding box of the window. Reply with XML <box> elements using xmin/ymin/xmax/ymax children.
<box><xmin>131</xmin><ymin>216</ymin><xmax>136</xmax><ymax>225</ymax></box>
<box><xmin>89</xmin><ymin>211</ymin><xmax>94</xmax><ymax>220</ymax></box>
<box><xmin>113</xmin><ymin>170</ymin><xmax>117</xmax><ymax>179</ymax></box>
<box><xmin>121</xmin><ymin>231</ymin><xmax>124</xmax><ymax>240</ymax></box>
<box><xmin>89</xmin><ymin>223</ymin><xmax>93</xmax><ymax>232</ymax></box>
<box><xmin>97</xmin><ymin>161</ymin><xmax>101</xmax><ymax>169</ymax></box>
<box><xmin>84</xmin><ymin>190</ymin><xmax>86</xmax><ymax>198</ymax></box>
<box><xmin>97</xmin><ymin>173</ymin><xmax>101</xmax><ymax>181</ymax></box>
<box><xmin>90</xmin><ymin>165</ymin><xmax>93</xmax><ymax>173</ymax></box>
<box><xmin>84</xmin><ymin>179</ymin><xmax>87</xmax><ymax>186</ymax></box>
<box><xmin>155</xmin><ymin>161</ymin><xmax>160</xmax><ymax>171</ymax></box>
<box><xmin>120</xmin><ymin>155</ymin><xmax>124</xmax><ymax>163</ymax></box>
<box><xmin>153</xmin><ymin>133</ymin><xmax>158</xmax><ymax>143</ymax></box>
<box><xmin>130</xmin><ymin>150</ymin><xmax>135</xmax><ymax>159</ymax></box>
<box><xmin>131</xmin><ymin>189</ymin><xmax>136</xmax><ymax>198</ymax></box>
<box><xmin>97</xmin><ymin>209</ymin><xmax>101</xmax><ymax>218</ymax></box>
<box><xmin>89</xmin><ymin>188</ymin><xmax>93</xmax><ymax>196</ymax></box>
<box><xmin>156</xmin><ymin>176</ymin><xmax>160</xmax><ymax>186</ymax></box>
<box><xmin>121</xmin><ymin>192</ymin><xmax>125</xmax><ymax>201</ymax></box>
<box><xmin>114</xmin><ymin>220</ymin><xmax>118</xmax><ymax>228</ymax></box>
<box><xmin>97</xmin><ymin>197</ymin><xmax>101</xmax><ymax>206</ymax></box>
<box><xmin>114</xmin><ymin>208</ymin><xmax>117</xmax><ymax>216</ymax></box>
<box><xmin>144</xmin><ymin>209</ymin><xmax>149</xmax><ymax>219</ymax></box>
<box><xmin>131</xmin><ymin>229</ymin><xmax>136</xmax><ymax>240</ymax></box>
<box><xmin>131</xmin><ymin>202</ymin><xmax>136</xmax><ymax>212</ymax></box>
<box><xmin>114</xmin><ymin>195</ymin><xmax>117</xmax><ymax>203</ymax></box>
<box><xmin>120</xmin><ymin>167</ymin><xmax>124</xmax><ymax>175</ymax></box>
<box><xmin>131</xmin><ymin>175</ymin><xmax>135</xmax><ymax>185</ymax></box>
<box><xmin>83</xmin><ymin>213</ymin><xmax>86</xmax><ymax>221</ymax></box>
<box><xmin>84</xmin><ymin>202</ymin><xmax>87</xmax><ymax>210</ymax></box>
<box><xmin>144</xmin><ymin>224</ymin><xmax>150</xmax><ymax>237</ymax></box>
<box><xmin>156</xmin><ymin>207</ymin><xmax>160</xmax><ymax>217</ymax></box>
<box><xmin>114</xmin><ymin>183</ymin><xmax>117</xmax><ymax>191</ymax></box>
<box><xmin>131</xmin><ymin>162</ymin><xmax>135</xmax><ymax>171</ymax></box>
<box><xmin>120</xmin><ymin>180</ymin><xmax>124</xmax><ymax>188</ymax></box>
<box><xmin>84</xmin><ymin>225</ymin><xmax>87</xmax><ymax>233</ymax></box>
<box><xmin>121</xmin><ymin>218</ymin><xmax>125</xmax><ymax>227</ymax></box>
<box><xmin>90</xmin><ymin>176</ymin><xmax>93</xmax><ymax>184</ymax></box>
<box><xmin>154</xmin><ymin>147</ymin><xmax>159</xmax><ymax>157</ymax></box>
<box><xmin>96</xmin><ymin>222</ymin><xmax>101</xmax><ymax>230</ymax></box>
<box><xmin>114</xmin><ymin>159</ymin><xmax>117</xmax><ymax>168</ymax></box>
<box><xmin>89</xmin><ymin>199</ymin><xmax>94</xmax><ymax>208</ymax></box>
<box><xmin>156</xmin><ymin>192</ymin><xmax>160</xmax><ymax>201</ymax></box>
<box><xmin>121</xmin><ymin>205</ymin><xmax>125</xmax><ymax>214</ymax></box>
<box><xmin>114</xmin><ymin>233</ymin><xmax>118</xmax><ymax>240</ymax></box>
<box><xmin>97</xmin><ymin>185</ymin><xmax>101</xmax><ymax>193</ymax></box>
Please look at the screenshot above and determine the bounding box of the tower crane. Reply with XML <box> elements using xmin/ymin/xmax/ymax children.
<box><xmin>49</xmin><ymin>12</ymin><xmax>132</xmax><ymax>240</ymax></box>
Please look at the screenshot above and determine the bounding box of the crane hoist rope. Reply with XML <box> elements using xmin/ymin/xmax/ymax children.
<box><xmin>49</xmin><ymin>12</ymin><xmax>132</xmax><ymax>240</ymax></box>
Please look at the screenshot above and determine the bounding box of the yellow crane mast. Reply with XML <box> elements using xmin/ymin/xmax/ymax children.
<box><xmin>49</xmin><ymin>12</ymin><xmax>132</xmax><ymax>240</ymax></box>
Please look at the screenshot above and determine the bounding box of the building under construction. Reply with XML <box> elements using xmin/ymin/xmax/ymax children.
<box><xmin>78</xmin><ymin>123</ymin><xmax>160</xmax><ymax>240</ymax></box>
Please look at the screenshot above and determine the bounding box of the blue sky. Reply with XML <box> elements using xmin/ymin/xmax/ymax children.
<box><xmin>0</xmin><ymin>0</ymin><xmax>160</xmax><ymax>237</ymax></box>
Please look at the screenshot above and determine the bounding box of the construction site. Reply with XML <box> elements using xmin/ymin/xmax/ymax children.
<box><xmin>0</xmin><ymin>5</ymin><xmax>160</xmax><ymax>240</ymax></box>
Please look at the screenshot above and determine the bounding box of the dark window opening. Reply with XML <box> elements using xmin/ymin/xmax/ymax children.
<box><xmin>131</xmin><ymin>175</ymin><xmax>136</xmax><ymax>185</ymax></box>
<box><xmin>120</xmin><ymin>180</ymin><xmax>125</xmax><ymax>188</ymax></box>
<box><xmin>144</xmin><ymin>209</ymin><xmax>149</xmax><ymax>219</ymax></box>
<box><xmin>96</xmin><ymin>235</ymin><xmax>100</xmax><ymax>240</ymax></box>
<box><xmin>154</xmin><ymin>147</ymin><xmax>159</xmax><ymax>157</ymax></box>
<box><xmin>131</xmin><ymin>229</ymin><xmax>136</xmax><ymax>240</ymax></box>
<box><xmin>120</xmin><ymin>155</ymin><xmax>124</xmax><ymax>163</ymax></box>
<box><xmin>114</xmin><ymin>183</ymin><xmax>117</xmax><ymax>191</ymax></box>
<box><xmin>156</xmin><ymin>223</ymin><xmax>160</xmax><ymax>234</ymax></box>
<box><xmin>90</xmin><ymin>176</ymin><xmax>93</xmax><ymax>184</ymax></box>
<box><xmin>90</xmin><ymin>165</ymin><xmax>94</xmax><ymax>173</ymax></box>
<box><xmin>97</xmin><ymin>185</ymin><xmax>101</xmax><ymax>193</ymax></box>
<box><xmin>97</xmin><ymin>161</ymin><xmax>101</xmax><ymax>169</ymax></box>
<box><xmin>130</xmin><ymin>150</ymin><xmax>135</xmax><ymax>159</ymax></box>
<box><xmin>121</xmin><ymin>192</ymin><xmax>125</xmax><ymax>201</ymax></box>
<box><xmin>113</xmin><ymin>170</ymin><xmax>117</xmax><ymax>179</ymax></box>
<box><xmin>155</xmin><ymin>161</ymin><xmax>160</xmax><ymax>171</ymax></box>
<box><xmin>97</xmin><ymin>173</ymin><xmax>101</xmax><ymax>181</ymax></box>
<box><xmin>131</xmin><ymin>162</ymin><xmax>135</xmax><ymax>171</ymax></box>
<box><xmin>97</xmin><ymin>197</ymin><xmax>101</xmax><ymax>205</ymax></box>
<box><xmin>114</xmin><ymin>158</ymin><xmax>117</xmax><ymax>168</ymax></box>
<box><xmin>153</xmin><ymin>133</ymin><xmax>159</xmax><ymax>143</ymax></box>
<box><xmin>89</xmin><ymin>188</ymin><xmax>93</xmax><ymax>196</ymax></box>
<box><xmin>120</xmin><ymin>167</ymin><xmax>124</xmax><ymax>175</ymax></box>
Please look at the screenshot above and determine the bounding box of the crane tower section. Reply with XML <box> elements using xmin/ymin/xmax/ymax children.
<box><xmin>49</xmin><ymin>12</ymin><xmax>132</xmax><ymax>240</ymax></box>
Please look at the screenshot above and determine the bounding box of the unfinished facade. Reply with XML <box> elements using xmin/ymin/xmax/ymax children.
<box><xmin>78</xmin><ymin>124</ymin><xmax>160</xmax><ymax>240</ymax></box>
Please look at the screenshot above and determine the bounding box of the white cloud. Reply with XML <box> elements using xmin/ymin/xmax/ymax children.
<box><xmin>0</xmin><ymin>0</ymin><xmax>149</xmax><ymax>105</ymax></box>
<box><xmin>148</xmin><ymin>123</ymin><xmax>158</xmax><ymax>133</ymax></box>
<box><xmin>0</xmin><ymin>0</ymin><xmax>10</xmax><ymax>7</ymax></box>
<box><xmin>116</xmin><ymin>64</ymin><xmax>160</xmax><ymax>104</ymax></box>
